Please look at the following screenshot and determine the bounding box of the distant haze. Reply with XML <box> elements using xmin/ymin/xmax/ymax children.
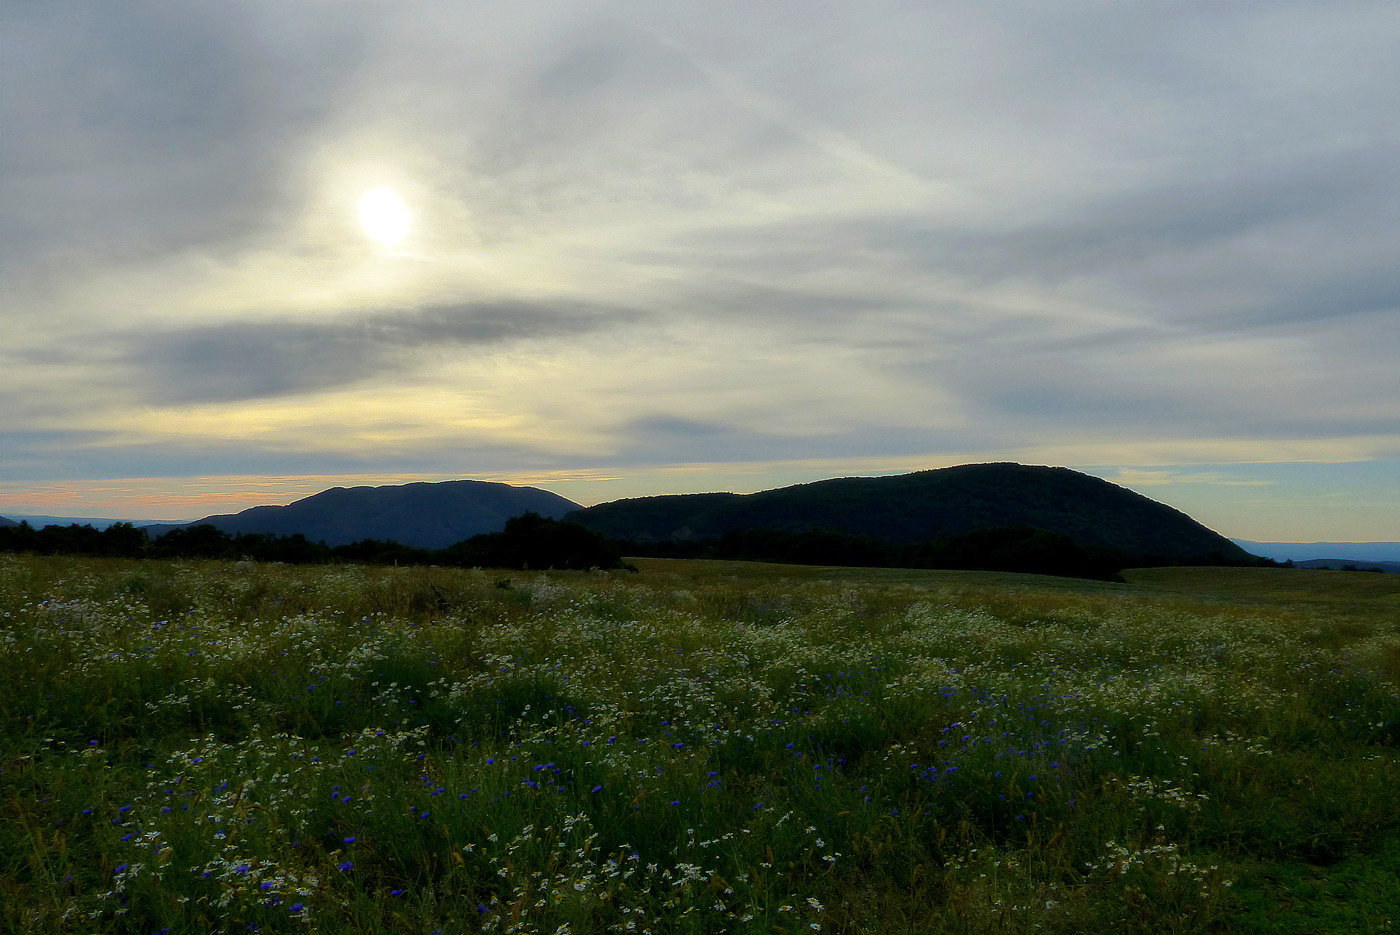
<box><xmin>1233</xmin><ymin>541</ymin><xmax>1400</xmax><ymax>565</ymax></box>
<box><xmin>2</xmin><ymin>515</ymin><xmax>193</xmax><ymax>530</ymax></box>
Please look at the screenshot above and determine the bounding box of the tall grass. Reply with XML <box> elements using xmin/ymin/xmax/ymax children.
<box><xmin>2</xmin><ymin>554</ymin><xmax>1398</xmax><ymax>933</ymax></box>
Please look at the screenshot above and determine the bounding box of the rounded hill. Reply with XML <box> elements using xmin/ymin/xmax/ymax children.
<box><xmin>151</xmin><ymin>480</ymin><xmax>581</xmax><ymax>550</ymax></box>
<box><xmin>570</xmin><ymin>463</ymin><xmax>1250</xmax><ymax>566</ymax></box>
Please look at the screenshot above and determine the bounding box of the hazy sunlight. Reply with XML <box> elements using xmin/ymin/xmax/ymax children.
<box><xmin>359</xmin><ymin>187</ymin><xmax>410</xmax><ymax>247</ymax></box>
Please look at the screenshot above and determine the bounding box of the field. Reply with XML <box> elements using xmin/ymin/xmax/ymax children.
<box><xmin>3</xmin><ymin>554</ymin><xmax>1399</xmax><ymax>934</ymax></box>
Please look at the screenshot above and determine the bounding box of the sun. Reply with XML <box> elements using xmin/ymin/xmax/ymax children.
<box><xmin>358</xmin><ymin>187</ymin><xmax>411</xmax><ymax>247</ymax></box>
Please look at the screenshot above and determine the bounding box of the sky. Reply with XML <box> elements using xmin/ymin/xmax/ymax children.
<box><xmin>3</xmin><ymin>1</ymin><xmax>1399</xmax><ymax>542</ymax></box>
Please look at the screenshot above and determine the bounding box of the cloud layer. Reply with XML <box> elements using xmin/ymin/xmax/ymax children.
<box><xmin>125</xmin><ymin>301</ymin><xmax>642</xmax><ymax>404</ymax></box>
<box><xmin>2</xmin><ymin>1</ymin><xmax>1398</xmax><ymax>536</ymax></box>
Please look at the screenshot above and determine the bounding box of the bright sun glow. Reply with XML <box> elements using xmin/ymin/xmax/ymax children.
<box><xmin>358</xmin><ymin>187</ymin><xmax>410</xmax><ymax>247</ymax></box>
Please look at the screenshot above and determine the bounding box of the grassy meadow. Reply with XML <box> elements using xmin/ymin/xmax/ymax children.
<box><xmin>2</xmin><ymin>553</ymin><xmax>1399</xmax><ymax>933</ymax></box>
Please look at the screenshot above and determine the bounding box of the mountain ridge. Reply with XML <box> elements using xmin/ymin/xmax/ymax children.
<box><xmin>142</xmin><ymin>480</ymin><xmax>581</xmax><ymax>549</ymax></box>
<box><xmin>5</xmin><ymin>465</ymin><xmax>1266</xmax><ymax>569</ymax></box>
<box><xmin>569</xmin><ymin>463</ymin><xmax>1251</xmax><ymax>566</ymax></box>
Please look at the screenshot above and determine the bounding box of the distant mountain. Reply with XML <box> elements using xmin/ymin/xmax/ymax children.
<box><xmin>4</xmin><ymin>514</ymin><xmax>171</xmax><ymax>530</ymax></box>
<box><xmin>147</xmin><ymin>480</ymin><xmax>582</xmax><ymax>549</ymax></box>
<box><xmin>1292</xmin><ymin>559</ymin><xmax>1400</xmax><ymax>573</ymax></box>
<box><xmin>571</xmin><ymin>463</ymin><xmax>1252</xmax><ymax>566</ymax></box>
<box><xmin>1233</xmin><ymin>540</ymin><xmax>1400</xmax><ymax>564</ymax></box>
<box><xmin>0</xmin><ymin>516</ymin><xmax>17</xmax><ymax>528</ymax></box>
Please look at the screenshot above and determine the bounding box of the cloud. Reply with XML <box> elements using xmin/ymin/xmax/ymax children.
<box><xmin>3</xmin><ymin>2</ymin><xmax>1400</xmax><ymax>538</ymax></box>
<box><xmin>610</xmin><ymin>415</ymin><xmax>988</xmax><ymax>467</ymax></box>
<box><xmin>1101</xmin><ymin>469</ymin><xmax>1273</xmax><ymax>489</ymax></box>
<box><xmin>0</xmin><ymin>3</ymin><xmax>368</xmax><ymax>275</ymax></box>
<box><xmin>122</xmin><ymin>301</ymin><xmax>643</xmax><ymax>404</ymax></box>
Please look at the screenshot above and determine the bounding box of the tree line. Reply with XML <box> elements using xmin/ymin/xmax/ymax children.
<box><xmin>1</xmin><ymin>515</ymin><xmax>1273</xmax><ymax>580</ymax></box>
<box><xmin>611</xmin><ymin>524</ymin><xmax>1270</xmax><ymax>581</ymax></box>
<box><xmin>0</xmin><ymin>514</ymin><xmax>631</xmax><ymax>571</ymax></box>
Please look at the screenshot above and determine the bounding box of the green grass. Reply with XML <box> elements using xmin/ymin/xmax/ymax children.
<box><xmin>2</xmin><ymin>554</ymin><xmax>1399</xmax><ymax>933</ymax></box>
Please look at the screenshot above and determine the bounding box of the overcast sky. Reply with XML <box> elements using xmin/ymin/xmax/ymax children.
<box><xmin>3</xmin><ymin>1</ymin><xmax>1399</xmax><ymax>540</ymax></box>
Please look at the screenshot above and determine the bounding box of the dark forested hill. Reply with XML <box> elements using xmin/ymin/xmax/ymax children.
<box><xmin>147</xmin><ymin>480</ymin><xmax>582</xmax><ymax>549</ymax></box>
<box><xmin>570</xmin><ymin>463</ymin><xmax>1252</xmax><ymax>566</ymax></box>
<box><xmin>0</xmin><ymin>516</ymin><xmax>17</xmax><ymax>528</ymax></box>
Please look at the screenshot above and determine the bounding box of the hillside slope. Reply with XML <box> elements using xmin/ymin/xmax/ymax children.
<box><xmin>571</xmin><ymin>463</ymin><xmax>1250</xmax><ymax>565</ymax></box>
<box><xmin>150</xmin><ymin>480</ymin><xmax>581</xmax><ymax>549</ymax></box>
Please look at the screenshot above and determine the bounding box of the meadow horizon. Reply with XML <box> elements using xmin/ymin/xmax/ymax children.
<box><xmin>2</xmin><ymin>457</ymin><xmax>1397</xmax><ymax>547</ymax></box>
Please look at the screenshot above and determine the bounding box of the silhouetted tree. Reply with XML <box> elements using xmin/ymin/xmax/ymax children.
<box><xmin>148</xmin><ymin>525</ymin><xmax>234</xmax><ymax>559</ymax></box>
<box><xmin>440</xmin><ymin>513</ymin><xmax>627</xmax><ymax>570</ymax></box>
